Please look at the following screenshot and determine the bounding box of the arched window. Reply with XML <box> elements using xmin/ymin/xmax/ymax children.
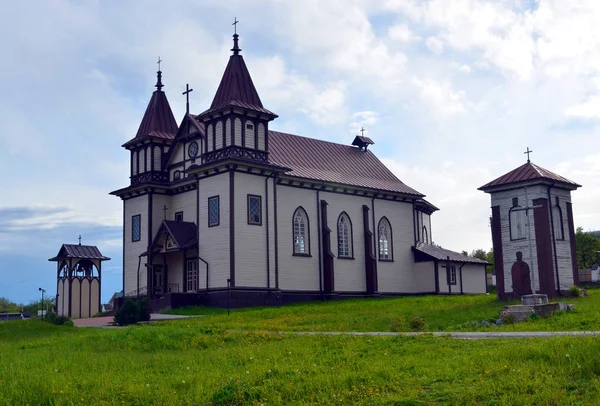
<box><xmin>337</xmin><ymin>212</ymin><xmax>353</xmax><ymax>258</ymax></box>
<box><xmin>378</xmin><ymin>217</ymin><xmax>393</xmax><ymax>260</ymax></box>
<box><xmin>509</xmin><ymin>206</ymin><xmax>527</xmax><ymax>240</ymax></box>
<box><xmin>553</xmin><ymin>204</ymin><xmax>564</xmax><ymax>240</ymax></box>
<box><xmin>293</xmin><ymin>207</ymin><xmax>309</xmax><ymax>255</ymax></box>
<box><xmin>422</xmin><ymin>226</ymin><xmax>429</xmax><ymax>244</ymax></box>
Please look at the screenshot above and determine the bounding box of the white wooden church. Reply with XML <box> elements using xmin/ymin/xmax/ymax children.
<box><xmin>111</xmin><ymin>31</ymin><xmax>488</xmax><ymax>309</ymax></box>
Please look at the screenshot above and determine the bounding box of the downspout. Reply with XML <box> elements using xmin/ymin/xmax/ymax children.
<box><xmin>547</xmin><ymin>182</ymin><xmax>562</xmax><ymax>295</ymax></box>
<box><xmin>316</xmin><ymin>182</ymin><xmax>324</xmax><ymax>292</ymax></box>
<box><xmin>459</xmin><ymin>263</ymin><xmax>465</xmax><ymax>294</ymax></box>
<box><xmin>199</xmin><ymin>256</ymin><xmax>209</xmax><ymax>291</ymax></box>
<box><xmin>265</xmin><ymin>171</ymin><xmax>276</xmax><ymax>289</ymax></box>
<box><xmin>371</xmin><ymin>195</ymin><xmax>377</xmax><ymax>292</ymax></box>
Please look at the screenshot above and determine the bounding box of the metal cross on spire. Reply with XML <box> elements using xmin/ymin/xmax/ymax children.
<box><xmin>360</xmin><ymin>127</ymin><xmax>366</xmax><ymax>137</ymax></box>
<box><xmin>231</xmin><ymin>17</ymin><xmax>241</xmax><ymax>55</ymax></box>
<box><xmin>78</xmin><ymin>234</ymin><xmax>82</xmax><ymax>245</ymax></box>
<box><xmin>157</xmin><ymin>56</ymin><xmax>162</xmax><ymax>71</ymax></box>
<box><xmin>524</xmin><ymin>147</ymin><xmax>533</xmax><ymax>163</ymax></box>
<box><xmin>155</xmin><ymin>56</ymin><xmax>164</xmax><ymax>91</ymax></box>
<box><xmin>182</xmin><ymin>84</ymin><xmax>194</xmax><ymax>114</ymax></box>
<box><xmin>232</xmin><ymin>17</ymin><xmax>239</xmax><ymax>34</ymax></box>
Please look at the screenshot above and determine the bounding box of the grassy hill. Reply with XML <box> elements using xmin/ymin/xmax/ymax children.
<box><xmin>2</xmin><ymin>292</ymin><xmax>600</xmax><ymax>404</ymax></box>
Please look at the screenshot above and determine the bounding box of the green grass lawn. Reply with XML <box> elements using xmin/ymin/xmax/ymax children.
<box><xmin>164</xmin><ymin>289</ymin><xmax>600</xmax><ymax>333</ymax></box>
<box><xmin>2</xmin><ymin>320</ymin><xmax>600</xmax><ymax>405</ymax></box>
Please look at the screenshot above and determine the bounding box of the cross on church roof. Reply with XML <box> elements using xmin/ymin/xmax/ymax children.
<box><xmin>231</xmin><ymin>18</ymin><xmax>241</xmax><ymax>55</ymax></box>
<box><xmin>155</xmin><ymin>57</ymin><xmax>164</xmax><ymax>91</ymax></box>
<box><xmin>157</xmin><ymin>56</ymin><xmax>162</xmax><ymax>71</ymax></box>
<box><xmin>78</xmin><ymin>234</ymin><xmax>82</xmax><ymax>245</ymax></box>
<box><xmin>162</xmin><ymin>205</ymin><xmax>168</xmax><ymax>220</ymax></box>
<box><xmin>232</xmin><ymin>17</ymin><xmax>239</xmax><ymax>34</ymax></box>
<box><xmin>182</xmin><ymin>83</ymin><xmax>194</xmax><ymax>114</ymax></box>
<box><xmin>360</xmin><ymin>127</ymin><xmax>366</xmax><ymax>136</ymax></box>
<box><xmin>524</xmin><ymin>147</ymin><xmax>533</xmax><ymax>163</ymax></box>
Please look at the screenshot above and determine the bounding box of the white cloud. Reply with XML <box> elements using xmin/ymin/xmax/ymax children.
<box><xmin>412</xmin><ymin>78</ymin><xmax>469</xmax><ymax>116</ymax></box>
<box><xmin>388</xmin><ymin>23</ymin><xmax>415</xmax><ymax>42</ymax></box>
<box><xmin>425</xmin><ymin>36</ymin><xmax>444</xmax><ymax>54</ymax></box>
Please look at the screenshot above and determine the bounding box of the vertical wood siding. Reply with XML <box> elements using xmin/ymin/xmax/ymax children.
<box><xmin>461</xmin><ymin>264</ymin><xmax>487</xmax><ymax>293</ymax></box>
<box><xmin>234</xmin><ymin>118</ymin><xmax>242</xmax><ymax>146</ymax></box>
<box><xmin>124</xmin><ymin>195</ymin><xmax>149</xmax><ymax>295</ymax></box>
<box><xmin>257</xmin><ymin>123</ymin><xmax>265</xmax><ymax>151</ymax></box>
<box><xmin>215</xmin><ymin>121</ymin><xmax>223</xmax><ymax>150</ymax></box>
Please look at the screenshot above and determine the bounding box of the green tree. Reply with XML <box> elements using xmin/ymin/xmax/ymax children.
<box><xmin>470</xmin><ymin>249</ymin><xmax>495</xmax><ymax>274</ymax></box>
<box><xmin>0</xmin><ymin>297</ymin><xmax>20</xmax><ymax>313</ymax></box>
<box><xmin>575</xmin><ymin>227</ymin><xmax>600</xmax><ymax>269</ymax></box>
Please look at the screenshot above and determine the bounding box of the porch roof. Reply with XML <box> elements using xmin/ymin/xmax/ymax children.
<box><xmin>149</xmin><ymin>220</ymin><xmax>198</xmax><ymax>252</ymax></box>
<box><xmin>412</xmin><ymin>243</ymin><xmax>490</xmax><ymax>265</ymax></box>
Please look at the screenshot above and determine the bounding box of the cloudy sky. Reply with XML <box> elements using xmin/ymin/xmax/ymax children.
<box><xmin>1</xmin><ymin>0</ymin><xmax>599</xmax><ymax>304</ymax></box>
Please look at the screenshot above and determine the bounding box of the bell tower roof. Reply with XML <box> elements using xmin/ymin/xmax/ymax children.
<box><xmin>199</xmin><ymin>31</ymin><xmax>277</xmax><ymax>118</ymax></box>
<box><xmin>123</xmin><ymin>67</ymin><xmax>179</xmax><ymax>148</ymax></box>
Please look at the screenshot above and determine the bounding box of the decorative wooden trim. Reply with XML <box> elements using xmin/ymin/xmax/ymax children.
<box><xmin>320</xmin><ymin>199</ymin><xmax>335</xmax><ymax>293</ymax></box>
<box><xmin>491</xmin><ymin>206</ymin><xmax>505</xmax><ymax>299</ymax></box>
<box><xmin>533</xmin><ymin>197</ymin><xmax>556</xmax><ymax>296</ymax></box>
<box><xmin>566</xmin><ymin>202</ymin><xmax>580</xmax><ymax>286</ymax></box>
<box><xmin>362</xmin><ymin>205</ymin><xmax>377</xmax><ymax>294</ymax></box>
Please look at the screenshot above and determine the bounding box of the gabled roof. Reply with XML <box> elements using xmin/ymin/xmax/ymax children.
<box><xmin>164</xmin><ymin>114</ymin><xmax>206</xmax><ymax>168</ymax></box>
<box><xmin>479</xmin><ymin>161</ymin><xmax>581</xmax><ymax>192</ymax></box>
<box><xmin>49</xmin><ymin>244</ymin><xmax>110</xmax><ymax>262</ymax></box>
<box><xmin>268</xmin><ymin>131</ymin><xmax>424</xmax><ymax>197</ymax></box>
<box><xmin>412</xmin><ymin>243</ymin><xmax>490</xmax><ymax>265</ymax></box>
<box><xmin>415</xmin><ymin>199</ymin><xmax>439</xmax><ymax>214</ymax></box>
<box><xmin>122</xmin><ymin>71</ymin><xmax>179</xmax><ymax>148</ymax></box>
<box><xmin>198</xmin><ymin>35</ymin><xmax>276</xmax><ymax>118</ymax></box>
<box><xmin>150</xmin><ymin>220</ymin><xmax>197</xmax><ymax>251</ymax></box>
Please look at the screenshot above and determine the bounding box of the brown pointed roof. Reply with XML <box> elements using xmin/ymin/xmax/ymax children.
<box><xmin>122</xmin><ymin>72</ymin><xmax>178</xmax><ymax>148</ymax></box>
<box><xmin>479</xmin><ymin>161</ymin><xmax>581</xmax><ymax>192</ymax></box>
<box><xmin>199</xmin><ymin>36</ymin><xmax>277</xmax><ymax>118</ymax></box>
<box><xmin>49</xmin><ymin>244</ymin><xmax>110</xmax><ymax>262</ymax></box>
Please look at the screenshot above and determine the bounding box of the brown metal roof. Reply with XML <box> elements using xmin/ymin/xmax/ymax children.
<box><xmin>122</xmin><ymin>73</ymin><xmax>178</xmax><ymax>148</ymax></box>
<box><xmin>479</xmin><ymin>162</ymin><xmax>581</xmax><ymax>192</ymax></box>
<box><xmin>415</xmin><ymin>199</ymin><xmax>439</xmax><ymax>213</ymax></box>
<box><xmin>198</xmin><ymin>45</ymin><xmax>277</xmax><ymax>118</ymax></box>
<box><xmin>412</xmin><ymin>243</ymin><xmax>490</xmax><ymax>265</ymax></box>
<box><xmin>49</xmin><ymin>244</ymin><xmax>110</xmax><ymax>262</ymax></box>
<box><xmin>268</xmin><ymin>131</ymin><xmax>424</xmax><ymax>196</ymax></box>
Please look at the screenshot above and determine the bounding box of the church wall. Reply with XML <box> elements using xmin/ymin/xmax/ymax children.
<box><xmin>138</xmin><ymin>148</ymin><xmax>145</xmax><ymax>174</ymax></box>
<box><xmin>234</xmin><ymin>172</ymin><xmax>268</xmax><ymax>287</ymax></box>
<box><xmin>90</xmin><ymin>278</ymin><xmax>100</xmax><ymax>316</ymax></box>
<box><xmin>80</xmin><ymin>279</ymin><xmax>90</xmax><ymax>319</ymax></box>
<box><xmin>276</xmin><ymin>185</ymin><xmax>320</xmax><ymax>291</ymax></box>
<box><xmin>146</xmin><ymin>146</ymin><xmax>152</xmax><ymax>172</ymax></box>
<box><xmin>423</xmin><ymin>214</ymin><xmax>432</xmax><ymax>243</ymax></box>
<box><xmin>225</xmin><ymin>118</ymin><xmax>232</xmax><ymax>147</ymax></box>
<box><xmin>322</xmin><ymin>191</ymin><xmax>371</xmax><ymax>292</ymax></box>
<box><xmin>199</xmin><ymin>173</ymin><xmax>230</xmax><ymax>288</ymax></box>
<box><xmin>57</xmin><ymin>279</ymin><xmax>66</xmax><ymax>316</ymax></box>
<box><xmin>207</xmin><ymin>124</ymin><xmax>213</xmax><ymax>152</ymax></box>
<box><xmin>169</xmin><ymin>143</ymin><xmax>184</xmax><ymax>169</ymax></box>
<box><xmin>167</xmin><ymin>190</ymin><xmax>196</xmax><ymax>223</ymax></box>
<box><xmin>376</xmin><ymin>199</ymin><xmax>434</xmax><ymax>293</ymax></box>
<box><xmin>461</xmin><ymin>264</ymin><xmax>487</xmax><ymax>294</ymax></box>
<box><xmin>152</xmin><ymin>194</ymin><xmax>170</xmax><ymax>237</ymax></box>
<box><xmin>153</xmin><ymin>146</ymin><xmax>161</xmax><ymax>171</ymax></box>
<box><xmin>549</xmin><ymin>187</ymin><xmax>575</xmax><ymax>290</ymax></box>
<box><xmin>124</xmin><ymin>195</ymin><xmax>149</xmax><ymax>295</ymax></box>
<box><xmin>132</xmin><ymin>151</ymin><xmax>138</xmax><ymax>176</ymax></box>
<box><xmin>245</xmin><ymin>120</ymin><xmax>255</xmax><ymax>148</ymax></box>
<box><xmin>491</xmin><ymin>185</ymin><xmax>547</xmax><ymax>294</ymax></box>
<box><xmin>71</xmin><ymin>278</ymin><xmax>81</xmax><ymax>319</ymax></box>
<box><xmin>437</xmin><ymin>261</ymin><xmax>462</xmax><ymax>294</ymax></box>
<box><xmin>167</xmin><ymin>252</ymin><xmax>185</xmax><ymax>293</ymax></box>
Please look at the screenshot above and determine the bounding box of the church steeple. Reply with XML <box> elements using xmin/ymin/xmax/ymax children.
<box><xmin>198</xmin><ymin>24</ymin><xmax>277</xmax><ymax>164</ymax></box>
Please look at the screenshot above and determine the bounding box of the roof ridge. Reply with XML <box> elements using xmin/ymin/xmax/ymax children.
<box><xmin>269</xmin><ymin>130</ymin><xmax>366</xmax><ymax>149</ymax></box>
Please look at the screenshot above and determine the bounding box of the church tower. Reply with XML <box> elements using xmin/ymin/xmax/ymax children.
<box><xmin>197</xmin><ymin>31</ymin><xmax>278</xmax><ymax>163</ymax></box>
<box><xmin>122</xmin><ymin>67</ymin><xmax>178</xmax><ymax>185</ymax></box>
<box><xmin>479</xmin><ymin>152</ymin><xmax>581</xmax><ymax>300</ymax></box>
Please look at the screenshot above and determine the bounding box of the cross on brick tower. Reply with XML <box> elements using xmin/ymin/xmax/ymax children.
<box><xmin>360</xmin><ymin>127</ymin><xmax>366</xmax><ymax>137</ymax></box>
<box><xmin>78</xmin><ymin>235</ymin><xmax>82</xmax><ymax>245</ymax></box>
<box><xmin>524</xmin><ymin>147</ymin><xmax>533</xmax><ymax>163</ymax></box>
<box><xmin>232</xmin><ymin>17</ymin><xmax>239</xmax><ymax>34</ymax></box>
<box><xmin>182</xmin><ymin>84</ymin><xmax>194</xmax><ymax>114</ymax></box>
<box><xmin>162</xmin><ymin>205</ymin><xmax>168</xmax><ymax>220</ymax></box>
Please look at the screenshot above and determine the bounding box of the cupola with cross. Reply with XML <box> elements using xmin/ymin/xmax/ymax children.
<box><xmin>122</xmin><ymin>58</ymin><xmax>179</xmax><ymax>186</ymax></box>
<box><xmin>197</xmin><ymin>19</ymin><xmax>278</xmax><ymax>164</ymax></box>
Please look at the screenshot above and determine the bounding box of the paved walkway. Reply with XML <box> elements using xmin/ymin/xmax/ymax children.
<box><xmin>281</xmin><ymin>331</ymin><xmax>600</xmax><ymax>339</ymax></box>
<box><xmin>73</xmin><ymin>314</ymin><xmax>200</xmax><ymax>328</ymax></box>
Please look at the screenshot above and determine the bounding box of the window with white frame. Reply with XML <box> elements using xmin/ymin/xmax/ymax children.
<box><xmin>186</xmin><ymin>259</ymin><xmax>198</xmax><ymax>292</ymax></box>
<box><xmin>447</xmin><ymin>265</ymin><xmax>457</xmax><ymax>285</ymax></box>
<box><xmin>378</xmin><ymin>217</ymin><xmax>392</xmax><ymax>260</ymax></box>
<box><xmin>422</xmin><ymin>226</ymin><xmax>429</xmax><ymax>244</ymax></box>
<box><xmin>293</xmin><ymin>207</ymin><xmax>309</xmax><ymax>255</ymax></box>
<box><xmin>208</xmin><ymin>196</ymin><xmax>219</xmax><ymax>227</ymax></box>
<box><xmin>337</xmin><ymin>212</ymin><xmax>353</xmax><ymax>258</ymax></box>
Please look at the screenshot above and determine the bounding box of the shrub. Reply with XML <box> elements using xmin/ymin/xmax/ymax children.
<box><xmin>501</xmin><ymin>311</ymin><xmax>516</xmax><ymax>325</ymax></box>
<box><xmin>408</xmin><ymin>316</ymin><xmax>425</xmax><ymax>332</ymax></box>
<box><xmin>389</xmin><ymin>316</ymin><xmax>404</xmax><ymax>332</ymax></box>
<box><xmin>569</xmin><ymin>286</ymin><xmax>581</xmax><ymax>297</ymax></box>
<box><xmin>45</xmin><ymin>312</ymin><xmax>71</xmax><ymax>326</ymax></box>
<box><xmin>114</xmin><ymin>299</ymin><xmax>150</xmax><ymax>326</ymax></box>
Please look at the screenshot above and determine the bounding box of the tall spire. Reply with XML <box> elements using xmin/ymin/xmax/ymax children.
<box><xmin>155</xmin><ymin>56</ymin><xmax>164</xmax><ymax>91</ymax></box>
